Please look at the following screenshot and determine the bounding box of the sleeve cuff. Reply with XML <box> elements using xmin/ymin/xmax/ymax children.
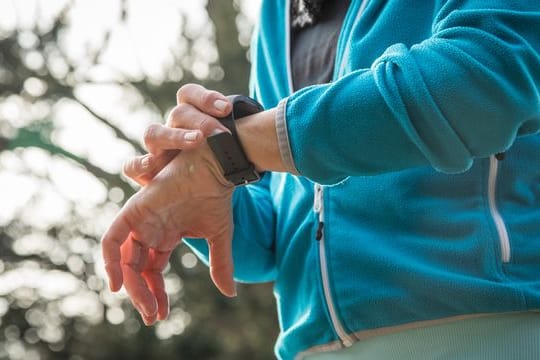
<box><xmin>275</xmin><ymin>98</ymin><xmax>300</xmax><ymax>175</ymax></box>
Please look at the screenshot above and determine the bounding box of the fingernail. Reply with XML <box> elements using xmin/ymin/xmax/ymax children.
<box><xmin>142</xmin><ymin>315</ymin><xmax>153</xmax><ymax>326</ymax></box>
<box><xmin>141</xmin><ymin>157</ymin><xmax>150</xmax><ymax>169</ymax></box>
<box><xmin>214</xmin><ymin>99</ymin><xmax>228</xmax><ymax>112</ymax></box>
<box><xmin>184</xmin><ymin>131</ymin><xmax>200</xmax><ymax>142</ymax></box>
<box><xmin>141</xmin><ymin>303</ymin><xmax>155</xmax><ymax>317</ymax></box>
<box><xmin>133</xmin><ymin>300</ymin><xmax>149</xmax><ymax>317</ymax></box>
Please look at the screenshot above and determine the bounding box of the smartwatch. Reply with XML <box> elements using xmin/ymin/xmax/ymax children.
<box><xmin>207</xmin><ymin>95</ymin><xmax>264</xmax><ymax>186</ymax></box>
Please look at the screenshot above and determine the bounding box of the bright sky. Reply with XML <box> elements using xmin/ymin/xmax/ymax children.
<box><xmin>0</xmin><ymin>0</ymin><xmax>261</xmax><ymax>221</ymax></box>
<box><xmin>0</xmin><ymin>0</ymin><xmax>261</xmax><ymax>343</ymax></box>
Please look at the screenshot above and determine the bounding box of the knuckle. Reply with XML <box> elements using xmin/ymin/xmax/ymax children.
<box><xmin>199</xmin><ymin>116</ymin><xmax>221</xmax><ymax>135</ymax></box>
<box><xmin>201</xmin><ymin>90</ymin><xmax>216</xmax><ymax>108</ymax></box>
<box><xmin>176</xmin><ymin>85</ymin><xmax>188</xmax><ymax>102</ymax></box>
<box><xmin>198</xmin><ymin>117</ymin><xmax>211</xmax><ymax>133</ymax></box>
<box><xmin>168</xmin><ymin>104</ymin><xmax>189</xmax><ymax>127</ymax></box>
<box><xmin>122</xmin><ymin>159</ymin><xmax>134</xmax><ymax>175</ymax></box>
<box><xmin>176</xmin><ymin>83</ymin><xmax>196</xmax><ymax>102</ymax></box>
<box><xmin>143</xmin><ymin>123</ymin><xmax>160</xmax><ymax>144</ymax></box>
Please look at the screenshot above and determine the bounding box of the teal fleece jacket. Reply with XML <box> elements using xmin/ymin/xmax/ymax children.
<box><xmin>185</xmin><ymin>0</ymin><xmax>540</xmax><ymax>359</ymax></box>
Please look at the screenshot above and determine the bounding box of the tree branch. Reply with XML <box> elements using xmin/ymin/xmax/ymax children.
<box><xmin>70</xmin><ymin>93</ymin><xmax>146</xmax><ymax>154</ymax></box>
<box><xmin>6</xmin><ymin>126</ymin><xmax>136</xmax><ymax>196</ymax></box>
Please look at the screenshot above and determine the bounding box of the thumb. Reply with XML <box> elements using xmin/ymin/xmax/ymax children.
<box><xmin>207</xmin><ymin>227</ymin><xmax>236</xmax><ymax>297</ymax></box>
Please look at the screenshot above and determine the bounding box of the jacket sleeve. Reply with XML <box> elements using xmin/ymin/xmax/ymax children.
<box><xmin>278</xmin><ymin>0</ymin><xmax>540</xmax><ymax>184</ymax></box>
<box><xmin>183</xmin><ymin>160</ymin><xmax>277</xmax><ymax>284</ymax></box>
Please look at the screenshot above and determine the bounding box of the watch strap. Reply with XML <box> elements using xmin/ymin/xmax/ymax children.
<box><xmin>207</xmin><ymin>95</ymin><xmax>264</xmax><ymax>186</ymax></box>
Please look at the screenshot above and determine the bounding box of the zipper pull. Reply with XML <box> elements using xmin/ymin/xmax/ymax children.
<box><xmin>313</xmin><ymin>184</ymin><xmax>324</xmax><ymax>241</ymax></box>
<box><xmin>315</xmin><ymin>221</ymin><xmax>324</xmax><ymax>241</ymax></box>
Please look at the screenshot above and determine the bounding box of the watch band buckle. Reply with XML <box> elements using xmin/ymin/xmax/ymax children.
<box><xmin>225</xmin><ymin>164</ymin><xmax>261</xmax><ymax>186</ymax></box>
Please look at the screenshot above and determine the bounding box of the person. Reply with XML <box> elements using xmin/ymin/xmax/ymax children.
<box><xmin>101</xmin><ymin>0</ymin><xmax>540</xmax><ymax>359</ymax></box>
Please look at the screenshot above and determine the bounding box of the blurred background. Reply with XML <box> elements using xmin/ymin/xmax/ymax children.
<box><xmin>0</xmin><ymin>0</ymin><xmax>280</xmax><ymax>359</ymax></box>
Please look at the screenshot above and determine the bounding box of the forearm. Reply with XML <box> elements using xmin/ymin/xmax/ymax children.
<box><xmin>275</xmin><ymin>4</ymin><xmax>540</xmax><ymax>184</ymax></box>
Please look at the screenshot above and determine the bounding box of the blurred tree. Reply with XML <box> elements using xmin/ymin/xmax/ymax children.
<box><xmin>0</xmin><ymin>1</ymin><xmax>278</xmax><ymax>359</ymax></box>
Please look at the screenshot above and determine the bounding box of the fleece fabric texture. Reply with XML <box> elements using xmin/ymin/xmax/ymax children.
<box><xmin>185</xmin><ymin>0</ymin><xmax>540</xmax><ymax>359</ymax></box>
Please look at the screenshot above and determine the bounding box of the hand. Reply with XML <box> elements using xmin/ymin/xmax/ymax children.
<box><xmin>123</xmin><ymin>84</ymin><xmax>232</xmax><ymax>186</ymax></box>
<box><xmin>102</xmin><ymin>144</ymin><xmax>235</xmax><ymax>325</ymax></box>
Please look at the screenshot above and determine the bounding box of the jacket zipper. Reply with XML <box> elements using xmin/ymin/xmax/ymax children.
<box><xmin>315</xmin><ymin>0</ymin><xmax>369</xmax><ymax>345</ymax></box>
<box><xmin>285</xmin><ymin>0</ymin><xmax>368</xmax><ymax>346</ymax></box>
<box><xmin>488</xmin><ymin>155</ymin><xmax>511</xmax><ymax>263</ymax></box>
<box><xmin>314</xmin><ymin>184</ymin><xmax>356</xmax><ymax>347</ymax></box>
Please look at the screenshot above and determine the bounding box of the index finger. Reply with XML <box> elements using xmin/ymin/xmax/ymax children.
<box><xmin>123</xmin><ymin>152</ymin><xmax>178</xmax><ymax>186</ymax></box>
<box><xmin>176</xmin><ymin>84</ymin><xmax>231</xmax><ymax>118</ymax></box>
<box><xmin>101</xmin><ymin>211</ymin><xmax>133</xmax><ymax>292</ymax></box>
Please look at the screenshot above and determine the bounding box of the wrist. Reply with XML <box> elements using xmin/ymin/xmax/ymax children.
<box><xmin>196</xmin><ymin>143</ymin><xmax>236</xmax><ymax>188</ymax></box>
<box><xmin>235</xmin><ymin>108</ymin><xmax>286</xmax><ymax>173</ymax></box>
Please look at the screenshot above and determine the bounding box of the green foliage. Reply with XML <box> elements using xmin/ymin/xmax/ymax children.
<box><xmin>0</xmin><ymin>1</ymin><xmax>278</xmax><ymax>359</ymax></box>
